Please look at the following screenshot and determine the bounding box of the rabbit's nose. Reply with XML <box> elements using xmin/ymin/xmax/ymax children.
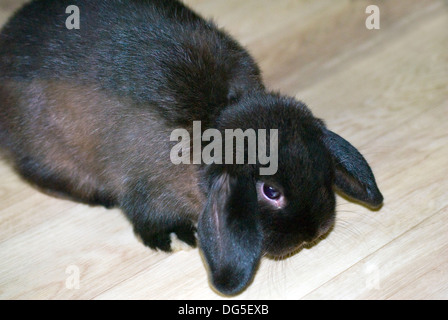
<box><xmin>312</xmin><ymin>216</ymin><xmax>335</xmax><ymax>241</ymax></box>
<box><xmin>321</xmin><ymin>215</ymin><xmax>335</xmax><ymax>234</ymax></box>
<box><xmin>304</xmin><ymin>217</ymin><xmax>335</xmax><ymax>243</ymax></box>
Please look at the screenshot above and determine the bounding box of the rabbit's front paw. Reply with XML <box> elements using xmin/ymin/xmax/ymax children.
<box><xmin>136</xmin><ymin>223</ymin><xmax>197</xmax><ymax>252</ymax></box>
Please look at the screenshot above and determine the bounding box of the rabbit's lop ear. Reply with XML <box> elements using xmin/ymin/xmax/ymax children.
<box><xmin>322</xmin><ymin>129</ymin><xmax>384</xmax><ymax>208</ymax></box>
<box><xmin>198</xmin><ymin>173</ymin><xmax>262</xmax><ymax>295</ymax></box>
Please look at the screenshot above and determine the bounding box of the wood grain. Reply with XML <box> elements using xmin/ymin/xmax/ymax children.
<box><xmin>0</xmin><ymin>0</ymin><xmax>447</xmax><ymax>300</ymax></box>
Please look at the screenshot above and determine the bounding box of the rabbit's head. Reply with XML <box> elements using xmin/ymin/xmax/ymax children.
<box><xmin>197</xmin><ymin>93</ymin><xmax>383</xmax><ymax>295</ymax></box>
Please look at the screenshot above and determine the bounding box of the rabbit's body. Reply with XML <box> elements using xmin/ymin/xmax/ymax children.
<box><xmin>0</xmin><ymin>0</ymin><xmax>383</xmax><ymax>295</ymax></box>
<box><xmin>0</xmin><ymin>0</ymin><xmax>261</xmax><ymax>250</ymax></box>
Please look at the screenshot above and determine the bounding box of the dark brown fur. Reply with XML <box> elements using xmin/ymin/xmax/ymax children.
<box><xmin>1</xmin><ymin>78</ymin><xmax>205</xmax><ymax>213</ymax></box>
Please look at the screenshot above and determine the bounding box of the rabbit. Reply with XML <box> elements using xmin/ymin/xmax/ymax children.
<box><xmin>0</xmin><ymin>0</ymin><xmax>383</xmax><ymax>295</ymax></box>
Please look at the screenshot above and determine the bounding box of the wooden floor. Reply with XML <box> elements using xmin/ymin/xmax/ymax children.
<box><xmin>0</xmin><ymin>0</ymin><xmax>447</xmax><ymax>300</ymax></box>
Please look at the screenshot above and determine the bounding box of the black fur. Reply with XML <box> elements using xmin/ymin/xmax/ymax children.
<box><xmin>0</xmin><ymin>0</ymin><xmax>383</xmax><ymax>295</ymax></box>
<box><xmin>198</xmin><ymin>173</ymin><xmax>262</xmax><ymax>295</ymax></box>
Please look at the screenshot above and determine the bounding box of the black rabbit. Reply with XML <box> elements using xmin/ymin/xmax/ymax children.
<box><xmin>0</xmin><ymin>0</ymin><xmax>383</xmax><ymax>295</ymax></box>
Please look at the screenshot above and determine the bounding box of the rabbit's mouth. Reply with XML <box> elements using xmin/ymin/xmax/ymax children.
<box><xmin>263</xmin><ymin>215</ymin><xmax>335</xmax><ymax>259</ymax></box>
<box><xmin>264</xmin><ymin>241</ymin><xmax>306</xmax><ymax>259</ymax></box>
<box><xmin>264</xmin><ymin>234</ymin><xmax>329</xmax><ymax>259</ymax></box>
<box><xmin>262</xmin><ymin>231</ymin><xmax>308</xmax><ymax>258</ymax></box>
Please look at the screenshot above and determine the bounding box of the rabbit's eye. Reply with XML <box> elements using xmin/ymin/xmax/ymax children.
<box><xmin>257</xmin><ymin>182</ymin><xmax>286</xmax><ymax>209</ymax></box>
<box><xmin>263</xmin><ymin>184</ymin><xmax>281</xmax><ymax>200</ymax></box>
